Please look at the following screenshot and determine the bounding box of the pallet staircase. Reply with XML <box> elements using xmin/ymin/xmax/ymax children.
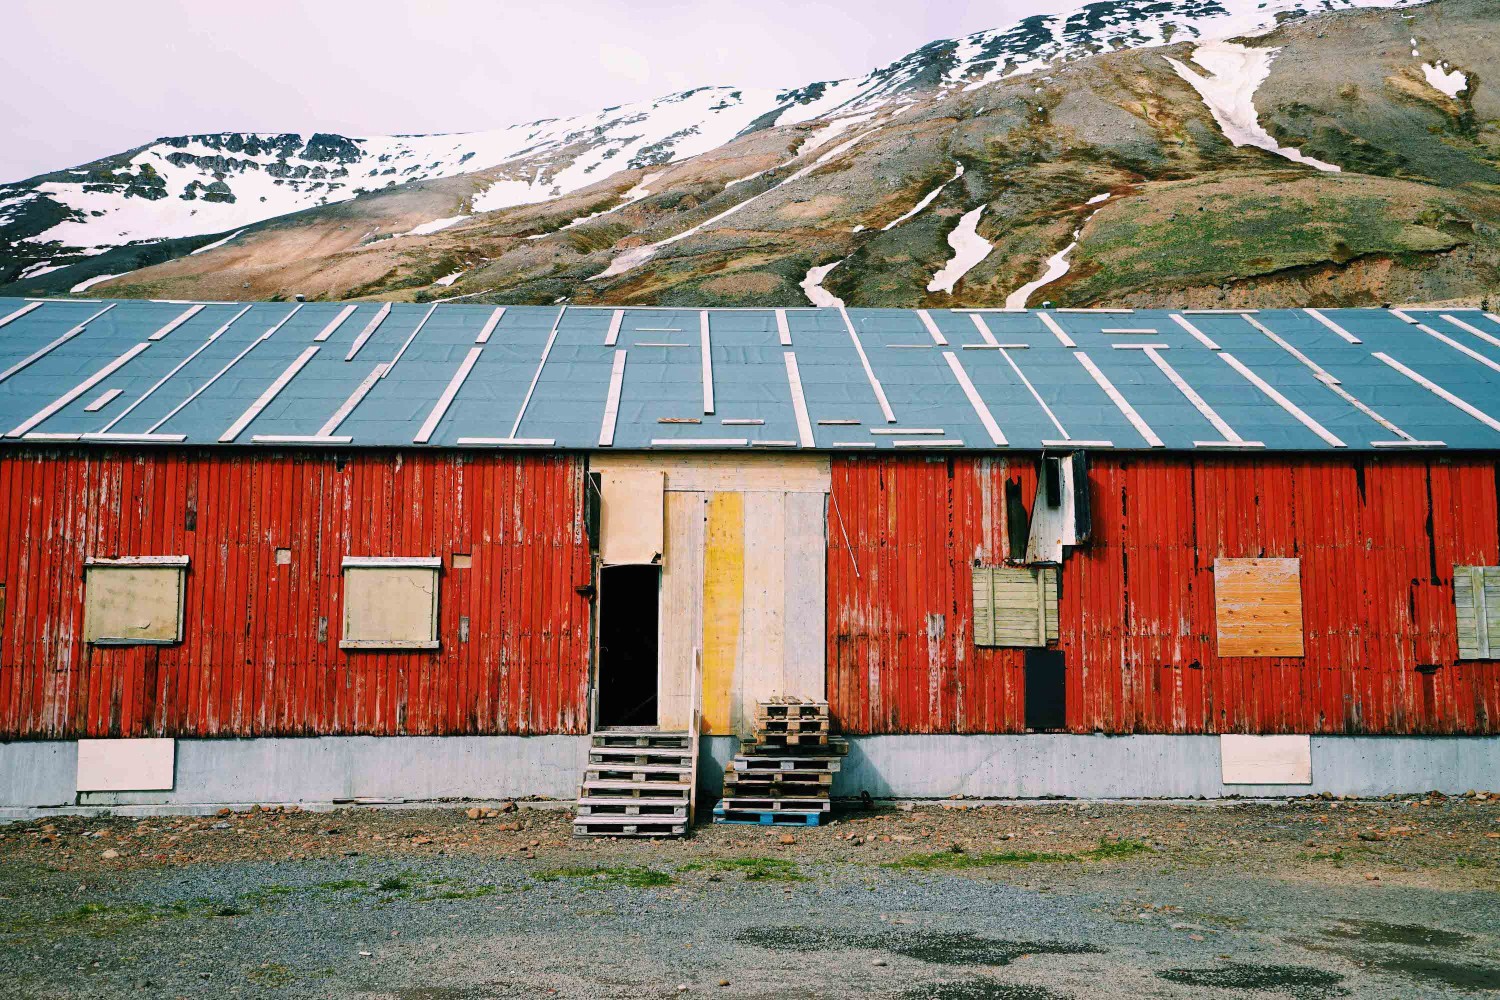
<box><xmin>573</xmin><ymin>728</ymin><xmax>696</xmax><ymax>837</ymax></box>
<box><xmin>574</xmin><ymin>649</ymin><xmax>704</xmax><ymax>838</ymax></box>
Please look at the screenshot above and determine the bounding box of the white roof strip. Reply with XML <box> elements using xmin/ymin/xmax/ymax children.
<box><xmin>1374</xmin><ymin>353</ymin><xmax>1500</xmax><ymax>434</ymax></box>
<box><xmin>508</xmin><ymin>305</ymin><xmax>566</xmax><ymax>438</ymax></box>
<box><xmin>1246</xmin><ymin>315</ymin><xmax>1341</xmax><ymax>384</ymax></box>
<box><xmin>147</xmin><ymin>304</ymin><xmax>204</xmax><ymax>341</ymax></box>
<box><xmin>219</xmin><ymin>345</ymin><xmax>320</xmax><ymax>443</ymax></box>
<box><xmin>871</xmin><ymin>428</ymin><xmax>946</xmax><ymax>435</ymax></box>
<box><xmin>414</xmin><ymin>346</ymin><xmax>483</xmax><ymax>444</ymax></box>
<box><xmin>144</xmin><ymin>310</ymin><xmax>286</xmax><ymax>434</ymax></box>
<box><xmin>700</xmin><ymin>310</ymin><xmax>715</xmax><ymax>415</ymax></box>
<box><xmin>1073</xmin><ymin>350</ymin><xmax>1164</xmax><ymax>448</ymax></box>
<box><xmin>344</xmin><ymin>302</ymin><xmax>391</xmax><ymax>361</ymax></box>
<box><xmin>918</xmin><ymin>309</ymin><xmax>949</xmax><ymax>345</ymax></box>
<box><xmin>1305</xmin><ymin>308</ymin><xmax>1361</xmax><ymax>344</ymax></box>
<box><xmin>968</xmin><ymin>313</ymin><xmax>998</xmax><ymax>346</ymax></box>
<box><xmin>455</xmin><ymin>437</ymin><xmax>557</xmax><ymax>447</ymax></box>
<box><xmin>1102</xmin><ymin>328</ymin><xmax>1158</xmax><ymax>334</ymax></box>
<box><xmin>1219</xmin><ymin>352</ymin><xmax>1345</xmax><ymax>448</ymax></box>
<box><xmin>0</xmin><ymin>303</ymin><xmax>116</xmax><ymax>385</ymax></box>
<box><xmin>599</xmin><ymin>350</ymin><xmax>627</xmax><ymax>448</ymax></box>
<box><xmin>0</xmin><ymin>301</ymin><xmax>44</xmax><ymax>329</ymax></box>
<box><xmin>81</xmin><ymin>432</ymin><xmax>187</xmax><ymax>443</ymax></box>
<box><xmin>1140</xmin><ymin>346</ymin><xmax>1247</xmax><ymax>444</ymax></box>
<box><xmin>1389</xmin><ymin>309</ymin><xmax>1418</xmax><ymax>324</ymax></box>
<box><xmin>8</xmin><ymin>342</ymin><xmax>151</xmax><ymax>438</ymax></box>
<box><xmin>1038</xmin><ymin>312</ymin><xmax>1076</xmax><ymax>347</ymax></box>
<box><xmin>318</xmin><ymin>364</ymin><xmax>388</xmax><ymax>437</ymax></box>
<box><xmin>83</xmin><ymin>388</ymin><xmax>122</xmax><ymax>412</ymax></box>
<box><xmin>942</xmin><ymin>351</ymin><xmax>1006</xmax><ymax>446</ymax></box>
<box><xmin>1169</xmin><ymin>314</ymin><xmax>1220</xmax><ymax>350</ymax></box>
<box><xmin>784</xmin><ymin>352</ymin><xmax>815</xmax><ymax>448</ymax></box>
<box><xmin>997</xmin><ymin>346</ymin><xmax>1067</xmax><ymax>440</ymax></box>
<box><xmin>313</xmin><ymin>304</ymin><xmax>358</xmax><ymax>342</ymax></box>
<box><xmin>649</xmin><ymin>438</ymin><xmax>750</xmax><ymax>447</ymax></box>
<box><xmin>775</xmin><ymin>309</ymin><xmax>792</xmax><ymax>346</ymax></box>
<box><xmin>604</xmin><ymin>309</ymin><xmax>623</xmax><ymax>347</ymax></box>
<box><xmin>475</xmin><ymin>307</ymin><xmax>506</xmax><ymax>345</ymax></box>
<box><xmin>839</xmin><ymin>307</ymin><xmax>896</xmax><ymax>423</ymax></box>
<box><xmin>98</xmin><ymin>303</ymin><xmax>254</xmax><ymax>434</ymax></box>
<box><xmin>382</xmin><ymin>302</ymin><xmax>438</xmax><ymax>377</ymax></box>
<box><xmin>1442</xmin><ymin>313</ymin><xmax>1500</xmax><ymax>349</ymax></box>
<box><xmin>1417</xmin><ymin>323</ymin><xmax>1500</xmax><ymax>374</ymax></box>
<box><xmin>250</xmin><ymin>435</ymin><xmax>352</xmax><ymax>445</ymax></box>
<box><xmin>892</xmin><ymin>438</ymin><xmax>964</xmax><ymax>447</ymax></box>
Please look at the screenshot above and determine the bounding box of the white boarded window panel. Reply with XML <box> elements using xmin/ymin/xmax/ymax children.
<box><xmin>599</xmin><ymin>469</ymin><xmax>665</xmax><ymax>566</ymax></box>
<box><xmin>84</xmin><ymin>561</ymin><xmax>187</xmax><ymax>645</ymax></box>
<box><xmin>76</xmin><ymin>738</ymin><xmax>176</xmax><ymax>792</ymax></box>
<box><xmin>1454</xmin><ymin>565</ymin><xmax>1500</xmax><ymax>659</ymax></box>
<box><xmin>973</xmin><ymin>565</ymin><xmax>1058</xmax><ymax>648</ymax></box>
<box><xmin>341</xmin><ymin>563</ymin><xmax>440</xmax><ymax>650</ymax></box>
<box><xmin>1214</xmin><ymin>558</ymin><xmax>1304</xmax><ymax>657</ymax></box>
<box><xmin>1220</xmin><ymin>734</ymin><xmax>1312</xmax><ymax>785</ymax></box>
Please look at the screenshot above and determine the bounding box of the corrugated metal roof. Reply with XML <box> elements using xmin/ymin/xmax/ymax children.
<box><xmin>2</xmin><ymin>298</ymin><xmax>1498</xmax><ymax>452</ymax></box>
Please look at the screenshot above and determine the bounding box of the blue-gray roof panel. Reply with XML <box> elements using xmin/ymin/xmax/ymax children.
<box><xmin>2</xmin><ymin>298</ymin><xmax>1498</xmax><ymax>453</ymax></box>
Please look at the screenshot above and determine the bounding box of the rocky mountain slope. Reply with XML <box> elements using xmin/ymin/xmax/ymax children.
<box><xmin>2</xmin><ymin>0</ymin><xmax>1494</xmax><ymax>308</ymax></box>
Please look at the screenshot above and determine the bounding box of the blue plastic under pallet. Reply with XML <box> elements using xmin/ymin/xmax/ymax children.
<box><xmin>712</xmin><ymin>805</ymin><xmax>824</xmax><ymax>826</ymax></box>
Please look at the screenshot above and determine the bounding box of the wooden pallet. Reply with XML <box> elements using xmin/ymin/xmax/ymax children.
<box><xmin>756</xmin><ymin>703</ymin><xmax>829</xmax><ymax>720</ymax></box>
<box><xmin>583</xmin><ymin>779</ymin><xmax>692</xmax><ymax>796</ymax></box>
<box><xmin>712</xmin><ymin>805</ymin><xmax>824</xmax><ymax>827</ymax></box>
<box><xmin>589</xmin><ymin>746</ymin><xmax>694</xmax><ymax>766</ymax></box>
<box><xmin>576</xmin><ymin>800</ymin><xmax>687</xmax><ymax>818</ymax></box>
<box><xmin>718</xmin><ymin>796</ymin><xmax>829</xmax><ymax>813</ymax></box>
<box><xmin>755</xmin><ymin>717</ymin><xmax>830</xmax><ymax>734</ymax></box>
<box><xmin>733</xmin><ymin>755</ymin><xmax>842</xmax><ymax>773</ymax></box>
<box><xmin>573</xmin><ymin>817</ymin><xmax>686</xmax><ymax>838</ymax></box>
<box><xmin>592</xmin><ymin>730</ymin><xmax>694</xmax><ymax>749</ymax></box>
<box><xmin>587</xmin><ymin>761</ymin><xmax>692</xmax><ymax>777</ymax></box>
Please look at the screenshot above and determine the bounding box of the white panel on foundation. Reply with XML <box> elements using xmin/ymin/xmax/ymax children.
<box><xmin>1220</xmin><ymin>734</ymin><xmax>1312</xmax><ymax>785</ymax></box>
<box><xmin>76</xmin><ymin>738</ymin><xmax>176</xmax><ymax>792</ymax></box>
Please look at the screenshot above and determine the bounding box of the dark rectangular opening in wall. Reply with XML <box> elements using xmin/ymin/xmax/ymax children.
<box><xmin>597</xmin><ymin>564</ymin><xmax>660</xmax><ymax>728</ymax></box>
<box><xmin>1024</xmin><ymin>648</ymin><xmax>1066</xmax><ymax>732</ymax></box>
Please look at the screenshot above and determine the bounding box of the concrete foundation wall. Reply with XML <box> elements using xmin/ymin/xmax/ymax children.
<box><xmin>699</xmin><ymin>734</ymin><xmax>1500</xmax><ymax>800</ymax></box>
<box><xmin>3</xmin><ymin>734</ymin><xmax>1496</xmax><ymax>816</ymax></box>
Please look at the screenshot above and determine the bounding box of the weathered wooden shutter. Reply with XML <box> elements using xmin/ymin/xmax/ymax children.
<box><xmin>1455</xmin><ymin>565</ymin><xmax>1500</xmax><ymax>659</ymax></box>
<box><xmin>972</xmin><ymin>565</ymin><xmax>1058</xmax><ymax>648</ymax></box>
<box><xmin>1213</xmin><ymin>557</ymin><xmax>1304</xmax><ymax>658</ymax></box>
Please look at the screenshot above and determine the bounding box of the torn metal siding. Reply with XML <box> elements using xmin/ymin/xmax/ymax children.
<box><xmin>828</xmin><ymin>455</ymin><xmax>1500</xmax><ymax>736</ymax></box>
<box><xmin>0</xmin><ymin>448</ymin><xmax>592</xmax><ymax>738</ymax></box>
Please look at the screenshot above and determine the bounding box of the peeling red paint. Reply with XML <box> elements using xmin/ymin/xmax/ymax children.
<box><xmin>0</xmin><ymin>448</ymin><xmax>592</xmax><ymax>738</ymax></box>
<box><xmin>828</xmin><ymin>454</ymin><xmax>1500</xmax><ymax>736</ymax></box>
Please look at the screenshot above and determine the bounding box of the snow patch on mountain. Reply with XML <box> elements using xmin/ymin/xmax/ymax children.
<box><xmin>801</xmin><ymin>258</ymin><xmax>847</xmax><ymax>307</ymax></box>
<box><xmin>928</xmin><ymin>206</ymin><xmax>993</xmax><ymax>294</ymax></box>
<box><xmin>396</xmin><ymin>216</ymin><xmax>469</xmax><ymax>237</ymax></box>
<box><xmin>1166</xmin><ymin>42</ymin><xmax>1342</xmax><ymax>172</ymax></box>
<box><xmin>1422</xmin><ymin>61</ymin><xmax>1468</xmax><ymax>98</ymax></box>
<box><xmin>190</xmin><ymin>228</ymin><xmax>245</xmax><ymax>254</ymax></box>
<box><xmin>1005</xmin><ymin>195</ymin><xmax>1110</xmax><ymax>308</ymax></box>
<box><xmin>883</xmin><ymin>164</ymin><xmax>964</xmax><ymax>231</ymax></box>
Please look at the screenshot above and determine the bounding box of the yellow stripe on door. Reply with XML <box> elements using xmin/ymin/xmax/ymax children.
<box><xmin>702</xmin><ymin>491</ymin><xmax>744</xmax><ymax>734</ymax></box>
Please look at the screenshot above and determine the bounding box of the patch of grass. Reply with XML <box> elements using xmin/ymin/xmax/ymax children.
<box><xmin>889</xmin><ymin>839</ymin><xmax>1151</xmax><ymax>871</ymax></box>
<box><xmin>425</xmin><ymin>885</ymin><xmax>497</xmax><ymax>901</ymax></box>
<box><xmin>711</xmin><ymin>857</ymin><xmax>807</xmax><ymax>882</ymax></box>
<box><xmin>246</xmin><ymin>962</ymin><xmax>296</xmax><ymax>987</ymax></box>
<box><xmin>377</xmin><ymin>876</ymin><xmax>411</xmax><ymax>893</ymax></box>
<box><xmin>3</xmin><ymin>901</ymin><xmax>164</xmax><ymax>938</ymax></box>
<box><xmin>532</xmin><ymin>866</ymin><xmax>674</xmax><ymax>889</ymax></box>
<box><xmin>315</xmin><ymin>879</ymin><xmax>369</xmax><ymax>892</ymax></box>
<box><xmin>675</xmin><ymin>862</ymin><xmax>706</xmax><ymax>873</ymax></box>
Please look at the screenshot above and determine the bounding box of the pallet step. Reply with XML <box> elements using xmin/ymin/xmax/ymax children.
<box><xmin>591</xmin><ymin>731</ymin><xmax>692</xmax><ymax>749</ymax></box>
<box><xmin>727</xmin><ymin>767</ymin><xmax>834</xmax><ymax>783</ymax></box>
<box><xmin>712</xmin><ymin>806</ymin><xmax>824</xmax><ymax>827</ymax></box>
<box><xmin>585</xmin><ymin>762</ymin><xmax>692</xmax><ymax>776</ymax></box>
<box><xmin>573</xmin><ymin>820</ymin><xmax>686</xmax><ymax>838</ymax></box>
<box><xmin>577</xmin><ymin>802</ymin><xmax>687</xmax><ymax>818</ymax></box>
<box><xmin>719</xmin><ymin>797</ymin><xmax>829</xmax><ymax>812</ymax></box>
<box><xmin>590</xmin><ymin>746</ymin><xmax>694</xmax><ymax>762</ymax></box>
<box><xmin>573</xmin><ymin>813</ymin><xmax>685</xmax><ymax>827</ymax></box>
<box><xmin>583</xmin><ymin>779</ymin><xmax>691</xmax><ymax>795</ymax></box>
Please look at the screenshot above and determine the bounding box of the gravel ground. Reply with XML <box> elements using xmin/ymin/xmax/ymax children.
<box><xmin>1</xmin><ymin>795</ymin><xmax>1497</xmax><ymax>999</ymax></box>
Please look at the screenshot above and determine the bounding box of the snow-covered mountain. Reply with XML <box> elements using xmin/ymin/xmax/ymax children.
<box><xmin>0</xmin><ymin>0</ymin><xmax>1419</xmax><ymax>290</ymax></box>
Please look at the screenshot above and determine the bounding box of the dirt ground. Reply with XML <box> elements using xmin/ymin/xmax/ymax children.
<box><xmin>1</xmin><ymin>795</ymin><xmax>1497</xmax><ymax>999</ymax></box>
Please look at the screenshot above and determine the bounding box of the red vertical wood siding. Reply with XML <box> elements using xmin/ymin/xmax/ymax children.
<box><xmin>0</xmin><ymin>448</ymin><xmax>592</xmax><ymax>738</ymax></box>
<box><xmin>828</xmin><ymin>455</ymin><xmax>1500</xmax><ymax>736</ymax></box>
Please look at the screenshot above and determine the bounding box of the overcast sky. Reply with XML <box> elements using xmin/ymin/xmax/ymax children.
<box><xmin>1</xmin><ymin>0</ymin><xmax>1080</xmax><ymax>183</ymax></box>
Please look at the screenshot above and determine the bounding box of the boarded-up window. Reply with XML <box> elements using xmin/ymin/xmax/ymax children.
<box><xmin>341</xmin><ymin>557</ymin><xmax>441</xmax><ymax>650</ymax></box>
<box><xmin>1454</xmin><ymin>565</ymin><xmax>1500</xmax><ymax>659</ymax></box>
<box><xmin>1214</xmin><ymin>558</ymin><xmax>1304</xmax><ymax>657</ymax></box>
<box><xmin>599</xmin><ymin>469</ymin><xmax>665</xmax><ymax>566</ymax></box>
<box><xmin>83</xmin><ymin>557</ymin><xmax>188</xmax><ymax>645</ymax></box>
<box><xmin>972</xmin><ymin>565</ymin><xmax>1058</xmax><ymax>647</ymax></box>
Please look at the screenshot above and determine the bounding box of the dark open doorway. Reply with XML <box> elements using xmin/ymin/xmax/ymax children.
<box><xmin>597</xmin><ymin>565</ymin><xmax>660</xmax><ymax>728</ymax></box>
<box><xmin>1024</xmin><ymin>647</ymin><xmax>1066</xmax><ymax>732</ymax></box>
